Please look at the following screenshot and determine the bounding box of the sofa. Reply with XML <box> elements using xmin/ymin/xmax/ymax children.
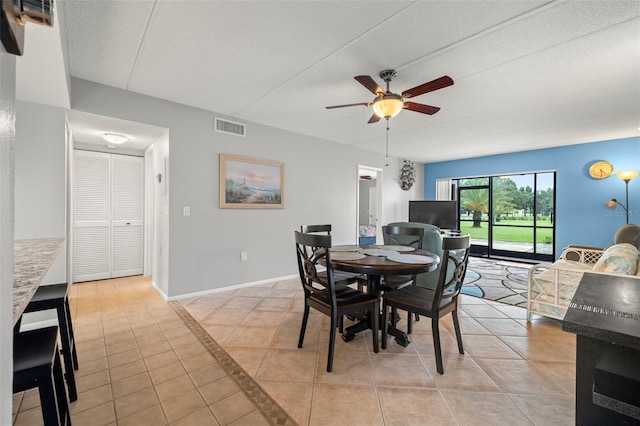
<box><xmin>384</xmin><ymin>222</ymin><xmax>465</xmax><ymax>290</ymax></box>
<box><xmin>527</xmin><ymin>224</ymin><xmax>640</xmax><ymax>321</ymax></box>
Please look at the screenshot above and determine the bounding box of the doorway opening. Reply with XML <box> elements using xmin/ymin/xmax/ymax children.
<box><xmin>66</xmin><ymin>111</ymin><xmax>169</xmax><ymax>288</ymax></box>
<box><xmin>356</xmin><ymin>165</ymin><xmax>383</xmax><ymax>245</ymax></box>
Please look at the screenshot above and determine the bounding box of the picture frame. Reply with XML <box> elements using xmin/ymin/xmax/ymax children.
<box><xmin>219</xmin><ymin>154</ymin><xmax>284</xmax><ymax>209</ymax></box>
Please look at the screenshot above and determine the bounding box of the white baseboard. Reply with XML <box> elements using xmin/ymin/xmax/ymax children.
<box><xmin>152</xmin><ymin>280</ymin><xmax>169</xmax><ymax>301</ymax></box>
<box><xmin>164</xmin><ymin>274</ymin><xmax>298</xmax><ymax>302</ymax></box>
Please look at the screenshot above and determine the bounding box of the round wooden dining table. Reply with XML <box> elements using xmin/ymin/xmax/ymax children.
<box><xmin>330</xmin><ymin>245</ymin><xmax>440</xmax><ymax>346</ymax></box>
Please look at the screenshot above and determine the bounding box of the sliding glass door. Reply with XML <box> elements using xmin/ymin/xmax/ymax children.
<box><xmin>456</xmin><ymin>172</ymin><xmax>555</xmax><ymax>261</ymax></box>
<box><xmin>458</xmin><ymin>178</ymin><xmax>490</xmax><ymax>257</ymax></box>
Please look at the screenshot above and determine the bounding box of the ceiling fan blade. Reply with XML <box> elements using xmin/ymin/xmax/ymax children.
<box><xmin>404</xmin><ymin>101</ymin><xmax>441</xmax><ymax>115</ymax></box>
<box><xmin>402</xmin><ymin>75</ymin><xmax>454</xmax><ymax>98</ymax></box>
<box><xmin>355</xmin><ymin>75</ymin><xmax>385</xmax><ymax>95</ymax></box>
<box><xmin>325</xmin><ymin>102</ymin><xmax>371</xmax><ymax>109</ymax></box>
<box><xmin>367</xmin><ymin>113</ymin><xmax>381</xmax><ymax>124</ymax></box>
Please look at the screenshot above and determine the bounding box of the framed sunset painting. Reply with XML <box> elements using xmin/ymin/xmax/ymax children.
<box><xmin>219</xmin><ymin>154</ymin><xmax>284</xmax><ymax>209</ymax></box>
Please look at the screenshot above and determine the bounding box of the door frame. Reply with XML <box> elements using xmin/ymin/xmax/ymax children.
<box><xmin>356</xmin><ymin>165</ymin><xmax>383</xmax><ymax>244</ymax></box>
<box><xmin>456</xmin><ymin>172</ymin><xmax>556</xmax><ymax>261</ymax></box>
<box><xmin>144</xmin><ymin>147</ymin><xmax>154</xmax><ymax>277</ymax></box>
<box><xmin>457</xmin><ymin>182</ymin><xmax>491</xmax><ymax>257</ymax></box>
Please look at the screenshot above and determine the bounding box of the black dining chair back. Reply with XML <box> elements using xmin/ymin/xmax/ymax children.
<box><xmin>382</xmin><ymin>225</ymin><xmax>425</xmax><ymax>250</ymax></box>
<box><xmin>295</xmin><ymin>230</ymin><xmax>379</xmax><ymax>372</ymax></box>
<box><xmin>299</xmin><ymin>224</ymin><xmax>363</xmax><ymax>288</ymax></box>
<box><xmin>381</xmin><ymin>225</ymin><xmax>425</xmax><ymax>291</ymax></box>
<box><xmin>381</xmin><ymin>234</ymin><xmax>471</xmax><ymax>374</ymax></box>
<box><xmin>300</xmin><ymin>224</ymin><xmax>332</xmax><ymax>234</ymax></box>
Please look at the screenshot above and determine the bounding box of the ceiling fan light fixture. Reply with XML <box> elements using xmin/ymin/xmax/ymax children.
<box><xmin>372</xmin><ymin>94</ymin><xmax>403</xmax><ymax>119</ymax></box>
<box><xmin>103</xmin><ymin>132</ymin><xmax>128</xmax><ymax>145</ymax></box>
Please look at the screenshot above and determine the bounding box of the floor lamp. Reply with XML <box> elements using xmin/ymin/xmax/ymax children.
<box><xmin>605</xmin><ymin>170</ymin><xmax>639</xmax><ymax>224</ymax></box>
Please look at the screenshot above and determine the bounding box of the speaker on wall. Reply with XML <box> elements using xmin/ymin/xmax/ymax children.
<box><xmin>1</xmin><ymin>0</ymin><xmax>54</xmax><ymax>56</ymax></box>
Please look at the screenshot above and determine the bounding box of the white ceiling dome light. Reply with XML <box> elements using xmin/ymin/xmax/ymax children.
<box><xmin>103</xmin><ymin>133</ymin><xmax>128</xmax><ymax>144</ymax></box>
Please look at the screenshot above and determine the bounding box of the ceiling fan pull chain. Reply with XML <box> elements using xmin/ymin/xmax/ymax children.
<box><xmin>385</xmin><ymin>119</ymin><xmax>389</xmax><ymax>167</ymax></box>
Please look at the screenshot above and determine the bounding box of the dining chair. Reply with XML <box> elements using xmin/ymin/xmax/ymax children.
<box><xmin>295</xmin><ymin>230</ymin><xmax>379</xmax><ymax>372</ymax></box>
<box><xmin>299</xmin><ymin>224</ymin><xmax>364</xmax><ymax>288</ymax></box>
<box><xmin>381</xmin><ymin>225</ymin><xmax>425</xmax><ymax>291</ymax></box>
<box><xmin>380</xmin><ymin>225</ymin><xmax>425</xmax><ymax>332</ymax></box>
<box><xmin>21</xmin><ymin>283</ymin><xmax>78</xmax><ymax>402</ymax></box>
<box><xmin>14</xmin><ymin>326</ymin><xmax>71</xmax><ymax>426</ymax></box>
<box><xmin>385</xmin><ymin>222</ymin><xmax>444</xmax><ymax>290</ymax></box>
<box><xmin>381</xmin><ymin>234</ymin><xmax>471</xmax><ymax>374</ymax></box>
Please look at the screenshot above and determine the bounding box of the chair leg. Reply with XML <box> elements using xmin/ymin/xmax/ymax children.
<box><xmin>327</xmin><ymin>314</ymin><xmax>337</xmax><ymax>372</ymax></box>
<box><xmin>38</xmin><ymin>370</ymin><xmax>61</xmax><ymax>426</ymax></box>
<box><xmin>298</xmin><ymin>306</ymin><xmax>310</xmax><ymax>348</ymax></box>
<box><xmin>390</xmin><ymin>306</ymin><xmax>397</xmax><ymax>328</ymax></box>
<box><xmin>372</xmin><ymin>302</ymin><xmax>379</xmax><ymax>353</ymax></box>
<box><xmin>56</xmin><ymin>305</ymin><xmax>77</xmax><ymax>402</ymax></box>
<box><xmin>338</xmin><ymin>315</ymin><xmax>344</xmax><ymax>334</ymax></box>
<box><xmin>52</xmin><ymin>347</ymin><xmax>71</xmax><ymax>426</ymax></box>
<box><xmin>432</xmin><ymin>317</ymin><xmax>444</xmax><ymax>375</ymax></box>
<box><xmin>451</xmin><ymin>309</ymin><xmax>464</xmax><ymax>354</ymax></box>
<box><xmin>63</xmin><ymin>297</ymin><xmax>79</xmax><ymax>370</ymax></box>
<box><xmin>407</xmin><ymin>310</ymin><xmax>413</xmax><ymax>335</ymax></box>
<box><xmin>381</xmin><ymin>301</ymin><xmax>389</xmax><ymax>350</ymax></box>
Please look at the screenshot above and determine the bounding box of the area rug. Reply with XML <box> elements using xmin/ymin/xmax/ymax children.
<box><xmin>462</xmin><ymin>258</ymin><xmax>531</xmax><ymax>307</ymax></box>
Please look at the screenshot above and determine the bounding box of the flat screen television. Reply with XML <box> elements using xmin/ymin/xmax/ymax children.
<box><xmin>409</xmin><ymin>200</ymin><xmax>458</xmax><ymax>230</ymax></box>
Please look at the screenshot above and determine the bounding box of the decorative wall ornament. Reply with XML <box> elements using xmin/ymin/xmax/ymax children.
<box><xmin>399</xmin><ymin>160</ymin><xmax>415</xmax><ymax>190</ymax></box>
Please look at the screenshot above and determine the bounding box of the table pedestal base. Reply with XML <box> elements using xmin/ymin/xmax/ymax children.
<box><xmin>389</xmin><ymin>324</ymin><xmax>410</xmax><ymax>347</ymax></box>
<box><xmin>341</xmin><ymin>312</ymin><xmax>411</xmax><ymax>346</ymax></box>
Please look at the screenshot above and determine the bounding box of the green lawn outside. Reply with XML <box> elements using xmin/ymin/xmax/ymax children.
<box><xmin>459</xmin><ymin>221</ymin><xmax>553</xmax><ymax>243</ymax></box>
<box><xmin>459</xmin><ymin>217</ymin><xmax>553</xmax><ymax>227</ymax></box>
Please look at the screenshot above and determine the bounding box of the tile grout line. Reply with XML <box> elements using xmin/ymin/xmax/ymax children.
<box><xmin>169</xmin><ymin>301</ymin><xmax>299</xmax><ymax>426</ymax></box>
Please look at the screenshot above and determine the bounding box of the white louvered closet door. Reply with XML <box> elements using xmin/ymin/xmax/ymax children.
<box><xmin>74</xmin><ymin>151</ymin><xmax>111</xmax><ymax>282</ymax></box>
<box><xmin>73</xmin><ymin>151</ymin><xmax>144</xmax><ymax>282</ymax></box>
<box><xmin>111</xmin><ymin>155</ymin><xmax>143</xmax><ymax>277</ymax></box>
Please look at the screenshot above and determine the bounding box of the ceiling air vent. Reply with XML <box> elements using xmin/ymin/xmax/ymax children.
<box><xmin>214</xmin><ymin>117</ymin><xmax>246</xmax><ymax>137</ymax></box>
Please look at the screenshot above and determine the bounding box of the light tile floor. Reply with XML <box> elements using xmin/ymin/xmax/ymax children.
<box><xmin>182</xmin><ymin>277</ymin><xmax>576</xmax><ymax>426</ymax></box>
<box><xmin>13</xmin><ymin>275</ymin><xmax>576</xmax><ymax>425</ymax></box>
<box><xmin>12</xmin><ymin>276</ymin><xmax>280</xmax><ymax>426</ymax></box>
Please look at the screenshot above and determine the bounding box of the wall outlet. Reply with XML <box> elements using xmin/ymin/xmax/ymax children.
<box><xmin>183</xmin><ymin>206</ymin><xmax>191</xmax><ymax>216</ymax></box>
<box><xmin>241</xmin><ymin>251</ymin><xmax>248</xmax><ymax>261</ymax></box>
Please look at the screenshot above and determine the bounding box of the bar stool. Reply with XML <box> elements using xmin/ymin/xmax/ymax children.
<box><xmin>23</xmin><ymin>283</ymin><xmax>78</xmax><ymax>402</ymax></box>
<box><xmin>14</xmin><ymin>326</ymin><xmax>72</xmax><ymax>426</ymax></box>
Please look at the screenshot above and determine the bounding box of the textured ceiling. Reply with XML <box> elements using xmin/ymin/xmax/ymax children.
<box><xmin>58</xmin><ymin>0</ymin><xmax>640</xmax><ymax>162</ymax></box>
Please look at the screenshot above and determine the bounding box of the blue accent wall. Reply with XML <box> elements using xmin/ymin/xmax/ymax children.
<box><xmin>423</xmin><ymin>137</ymin><xmax>640</xmax><ymax>255</ymax></box>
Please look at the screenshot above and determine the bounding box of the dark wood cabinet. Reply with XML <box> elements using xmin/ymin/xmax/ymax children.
<box><xmin>562</xmin><ymin>273</ymin><xmax>640</xmax><ymax>425</ymax></box>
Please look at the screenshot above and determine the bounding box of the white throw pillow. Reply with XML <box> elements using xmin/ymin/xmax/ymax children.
<box><xmin>592</xmin><ymin>243</ymin><xmax>638</xmax><ymax>275</ymax></box>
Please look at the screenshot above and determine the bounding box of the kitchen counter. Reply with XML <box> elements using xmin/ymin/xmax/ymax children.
<box><xmin>13</xmin><ymin>238</ymin><xmax>65</xmax><ymax>325</ymax></box>
<box><xmin>562</xmin><ymin>272</ymin><xmax>640</xmax><ymax>424</ymax></box>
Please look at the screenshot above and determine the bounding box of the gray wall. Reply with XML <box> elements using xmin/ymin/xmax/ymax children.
<box><xmin>14</xmin><ymin>101</ymin><xmax>67</xmax><ymax>284</ymax></box>
<box><xmin>70</xmin><ymin>78</ymin><xmax>423</xmax><ymax>298</ymax></box>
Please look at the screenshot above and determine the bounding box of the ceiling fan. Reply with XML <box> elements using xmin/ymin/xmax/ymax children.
<box><xmin>326</xmin><ymin>69</ymin><xmax>453</xmax><ymax>123</ymax></box>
